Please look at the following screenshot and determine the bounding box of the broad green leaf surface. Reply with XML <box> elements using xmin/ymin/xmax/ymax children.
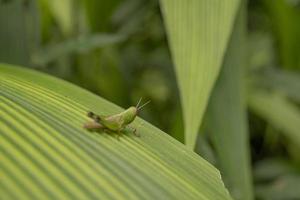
<box><xmin>0</xmin><ymin>64</ymin><xmax>232</xmax><ymax>200</ymax></box>
<box><xmin>207</xmin><ymin>3</ymin><xmax>253</xmax><ymax>200</ymax></box>
<box><xmin>160</xmin><ymin>0</ymin><xmax>241</xmax><ymax>148</ymax></box>
<box><xmin>248</xmin><ymin>91</ymin><xmax>300</xmax><ymax>148</ymax></box>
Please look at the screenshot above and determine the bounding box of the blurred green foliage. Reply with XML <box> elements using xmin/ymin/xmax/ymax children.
<box><xmin>0</xmin><ymin>0</ymin><xmax>300</xmax><ymax>199</ymax></box>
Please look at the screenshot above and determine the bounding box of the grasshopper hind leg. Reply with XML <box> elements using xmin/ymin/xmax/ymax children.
<box><xmin>83</xmin><ymin>121</ymin><xmax>104</xmax><ymax>130</ymax></box>
<box><xmin>87</xmin><ymin>111</ymin><xmax>101</xmax><ymax>122</ymax></box>
<box><xmin>87</xmin><ymin>111</ymin><xmax>94</xmax><ymax>118</ymax></box>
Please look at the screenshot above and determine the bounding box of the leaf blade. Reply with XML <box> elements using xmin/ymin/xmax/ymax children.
<box><xmin>248</xmin><ymin>91</ymin><xmax>300</xmax><ymax>147</ymax></box>
<box><xmin>0</xmin><ymin>64</ymin><xmax>232</xmax><ymax>200</ymax></box>
<box><xmin>160</xmin><ymin>0</ymin><xmax>241</xmax><ymax>148</ymax></box>
<box><xmin>206</xmin><ymin>2</ymin><xmax>254</xmax><ymax>199</ymax></box>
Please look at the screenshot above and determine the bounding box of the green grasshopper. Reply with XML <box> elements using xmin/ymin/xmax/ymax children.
<box><xmin>83</xmin><ymin>98</ymin><xmax>150</xmax><ymax>138</ymax></box>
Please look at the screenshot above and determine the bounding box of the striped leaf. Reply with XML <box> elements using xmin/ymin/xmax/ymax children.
<box><xmin>160</xmin><ymin>0</ymin><xmax>241</xmax><ymax>148</ymax></box>
<box><xmin>0</xmin><ymin>64</ymin><xmax>232</xmax><ymax>200</ymax></box>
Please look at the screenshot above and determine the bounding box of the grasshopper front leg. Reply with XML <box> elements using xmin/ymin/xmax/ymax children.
<box><xmin>116</xmin><ymin>130</ymin><xmax>122</xmax><ymax>140</ymax></box>
<box><xmin>127</xmin><ymin>126</ymin><xmax>140</xmax><ymax>137</ymax></box>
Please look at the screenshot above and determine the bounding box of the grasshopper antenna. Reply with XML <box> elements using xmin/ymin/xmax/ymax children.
<box><xmin>137</xmin><ymin>100</ymin><xmax>151</xmax><ymax>111</ymax></box>
<box><xmin>136</xmin><ymin>97</ymin><xmax>143</xmax><ymax>108</ymax></box>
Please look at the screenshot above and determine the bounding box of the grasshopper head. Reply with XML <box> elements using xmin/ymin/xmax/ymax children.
<box><xmin>122</xmin><ymin>100</ymin><xmax>150</xmax><ymax>125</ymax></box>
<box><xmin>122</xmin><ymin>106</ymin><xmax>138</xmax><ymax>125</ymax></box>
<box><xmin>128</xmin><ymin>106</ymin><xmax>138</xmax><ymax>114</ymax></box>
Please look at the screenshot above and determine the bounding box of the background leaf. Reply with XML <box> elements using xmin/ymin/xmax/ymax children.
<box><xmin>160</xmin><ymin>0</ymin><xmax>241</xmax><ymax>148</ymax></box>
<box><xmin>251</xmin><ymin>68</ymin><xmax>300</xmax><ymax>103</ymax></box>
<box><xmin>262</xmin><ymin>0</ymin><xmax>300</xmax><ymax>70</ymax></box>
<box><xmin>206</xmin><ymin>2</ymin><xmax>253</xmax><ymax>199</ymax></box>
<box><xmin>248</xmin><ymin>91</ymin><xmax>300</xmax><ymax>148</ymax></box>
<box><xmin>0</xmin><ymin>0</ymin><xmax>39</xmax><ymax>66</ymax></box>
<box><xmin>38</xmin><ymin>0</ymin><xmax>73</xmax><ymax>35</ymax></box>
<box><xmin>31</xmin><ymin>33</ymin><xmax>126</xmax><ymax>65</ymax></box>
<box><xmin>0</xmin><ymin>64</ymin><xmax>232</xmax><ymax>200</ymax></box>
<box><xmin>255</xmin><ymin>175</ymin><xmax>300</xmax><ymax>200</ymax></box>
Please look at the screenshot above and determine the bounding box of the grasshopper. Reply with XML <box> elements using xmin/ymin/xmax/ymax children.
<box><xmin>83</xmin><ymin>98</ymin><xmax>150</xmax><ymax>138</ymax></box>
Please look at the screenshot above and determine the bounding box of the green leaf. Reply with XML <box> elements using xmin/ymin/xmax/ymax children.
<box><xmin>38</xmin><ymin>0</ymin><xmax>73</xmax><ymax>35</ymax></box>
<box><xmin>31</xmin><ymin>34</ymin><xmax>126</xmax><ymax>65</ymax></box>
<box><xmin>160</xmin><ymin>0</ymin><xmax>241</xmax><ymax>148</ymax></box>
<box><xmin>254</xmin><ymin>158</ymin><xmax>299</xmax><ymax>182</ymax></box>
<box><xmin>0</xmin><ymin>0</ymin><xmax>38</xmax><ymax>66</ymax></box>
<box><xmin>255</xmin><ymin>175</ymin><xmax>300</xmax><ymax>200</ymax></box>
<box><xmin>0</xmin><ymin>64</ymin><xmax>232</xmax><ymax>200</ymax></box>
<box><xmin>262</xmin><ymin>0</ymin><xmax>300</xmax><ymax>70</ymax></box>
<box><xmin>248</xmin><ymin>91</ymin><xmax>300</xmax><ymax>148</ymax></box>
<box><xmin>206</xmin><ymin>3</ymin><xmax>253</xmax><ymax>200</ymax></box>
<box><xmin>252</xmin><ymin>68</ymin><xmax>300</xmax><ymax>103</ymax></box>
<box><xmin>83</xmin><ymin>0</ymin><xmax>121</xmax><ymax>32</ymax></box>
